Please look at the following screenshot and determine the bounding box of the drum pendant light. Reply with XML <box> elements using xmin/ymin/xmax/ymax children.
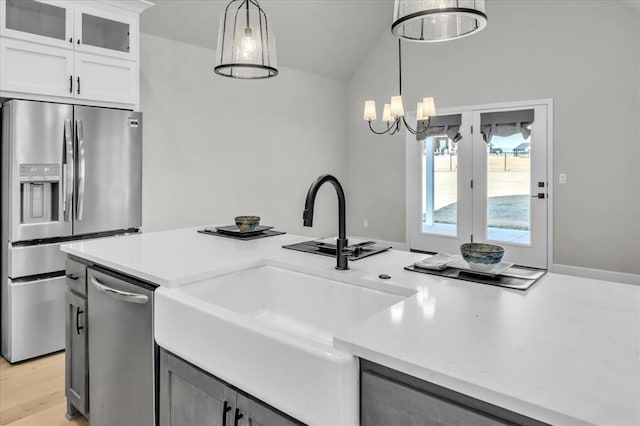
<box><xmin>214</xmin><ymin>0</ymin><xmax>278</xmax><ymax>79</ymax></box>
<box><xmin>392</xmin><ymin>0</ymin><xmax>488</xmax><ymax>42</ymax></box>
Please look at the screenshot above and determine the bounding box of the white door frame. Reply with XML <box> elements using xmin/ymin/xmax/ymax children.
<box><xmin>406</xmin><ymin>99</ymin><xmax>554</xmax><ymax>269</ymax></box>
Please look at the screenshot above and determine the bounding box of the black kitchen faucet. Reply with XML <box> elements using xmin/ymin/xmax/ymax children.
<box><xmin>302</xmin><ymin>174</ymin><xmax>349</xmax><ymax>270</ymax></box>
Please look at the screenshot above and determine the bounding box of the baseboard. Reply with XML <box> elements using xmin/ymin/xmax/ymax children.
<box><xmin>550</xmin><ymin>263</ymin><xmax>640</xmax><ymax>286</ymax></box>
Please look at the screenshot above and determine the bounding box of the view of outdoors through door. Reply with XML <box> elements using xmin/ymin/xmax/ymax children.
<box><xmin>408</xmin><ymin>101</ymin><xmax>549</xmax><ymax>269</ymax></box>
<box><xmin>422</xmin><ymin>136</ymin><xmax>458</xmax><ymax>236</ymax></box>
<box><xmin>485</xmin><ymin>133</ymin><xmax>531</xmax><ymax>244</ymax></box>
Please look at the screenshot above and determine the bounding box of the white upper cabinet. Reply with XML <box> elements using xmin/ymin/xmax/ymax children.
<box><xmin>0</xmin><ymin>0</ymin><xmax>73</xmax><ymax>49</ymax></box>
<box><xmin>0</xmin><ymin>0</ymin><xmax>152</xmax><ymax>108</ymax></box>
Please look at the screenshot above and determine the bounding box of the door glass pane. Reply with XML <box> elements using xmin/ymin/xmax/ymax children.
<box><xmin>82</xmin><ymin>14</ymin><xmax>130</xmax><ymax>53</ymax></box>
<box><xmin>486</xmin><ymin>133</ymin><xmax>531</xmax><ymax>244</ymax></box>
<box><xmin>422</xmin><ymin>136</ymin><xmax>458</xmax><ymax>236</ymax></box>
<box><xmin>6</xmin><ymin>0</ymin><xmax>66</xmax><ymax>40</ymax></box>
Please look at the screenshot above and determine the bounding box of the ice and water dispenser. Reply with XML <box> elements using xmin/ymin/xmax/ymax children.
<box><xmin>19</xmin><ymin>163</ymin><xmax>60</xmax><ymax>224</ymax></box>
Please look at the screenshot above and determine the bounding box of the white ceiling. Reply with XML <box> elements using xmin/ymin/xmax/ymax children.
<box><xmin>141</xmin><ymin>0</ymin><xmax>640</xmax><ymax>81</ymax></box>
<box><xmin>140</xmin><ymin>0</ymin><xmax>393</xmax><ymax>81</ymax></box>
<box><xmin>622</xmin><ymin>0</ymin><xmax>640</xmax><ymax>12</ymax></box>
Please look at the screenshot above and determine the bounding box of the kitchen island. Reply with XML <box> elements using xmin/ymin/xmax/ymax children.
<box><xmin>61</xmin><ymin>227</ymin><xmax>640</xmax><ymax>426</ymax></box>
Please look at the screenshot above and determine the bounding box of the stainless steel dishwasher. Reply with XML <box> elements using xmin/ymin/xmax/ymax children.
<box><xmin>87</xmin><ymin>267</ymin><xmax>156</xmax><ymax>426</ymax></box>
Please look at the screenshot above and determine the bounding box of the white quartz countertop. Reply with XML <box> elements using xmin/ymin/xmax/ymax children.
<box><xmin>61</xmin><ymin>227</ymin><xmax>640</xmax><ymax>426</ymax></box>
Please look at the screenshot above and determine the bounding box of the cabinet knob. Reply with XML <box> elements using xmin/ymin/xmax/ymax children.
<box><xmin>69</xmin><ymin>37</ymin><xmax>73</xmax><ymax>43</ymax></box>
<box><xmin>77</xmin><ymin>39</ymin><xmax>81</xmax><ymax>45</ymax></box>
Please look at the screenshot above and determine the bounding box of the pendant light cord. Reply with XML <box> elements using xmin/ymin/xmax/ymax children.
<box><xmin>398</xmin><ymin>39</ymin><xmax>402</xmax><ymax>96</ymax></box>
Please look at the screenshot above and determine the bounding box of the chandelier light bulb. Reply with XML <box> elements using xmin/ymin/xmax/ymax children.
<box><xmin>240</xmin><ymin>27</ymin><xmax>257</xmax><ymax>54</ymax></box>
<box><xmin>382</xmin><ymin>104</ymin><xmax>394</xmax><ymax>122</ymax></box>
<box><xmin>416</xmin><ymin>102</ymin><xmax>424</xmax><ymax>121</ymax></box>
<box><xmin>421</xmin><ymin>97</ymin><xmax>436</xmax><ymax>119</ymax></box>
<box><xmin>363</xmin><ymin>100</ymin><xmax>377</xmax><ymax>121</ymax></box>
<box><xmin>390</xmin><ymin>96</ymin><xmax>405</xmax><ymax>117</ymax></box>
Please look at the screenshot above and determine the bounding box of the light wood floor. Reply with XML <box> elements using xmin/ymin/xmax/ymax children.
<box><xmin>0</xmin><ymin>352</ymin><xmax>88</xmax><ymax>426</ymax></box>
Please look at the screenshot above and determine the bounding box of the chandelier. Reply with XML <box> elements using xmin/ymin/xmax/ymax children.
<box><xmin>363</xmin><ymin>40</ymin><xmax>435</xmax><ymax>136</ymax></box>
<box><xmin>364</xmin><ymin>0</ymin><xmax>488</xmax><ymax>136</ymax></box>
<box><xmin>214</xmin><ymin>0</ymin><xmax>278</xmax><ymax>79</ymax></box>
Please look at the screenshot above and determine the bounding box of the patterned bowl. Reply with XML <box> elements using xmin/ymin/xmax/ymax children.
<box><xmin>460</xmin><ymin>243</ymin><xmax>505</xmax><ymax>272</ymax></box>
<box><xmin>234</xmin><ymin>216</ymin><xmax>261</xmax><ymax>232</ymax></box>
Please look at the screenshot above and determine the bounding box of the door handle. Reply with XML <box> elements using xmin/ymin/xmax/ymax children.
<box><xmin>66</xmin><ymin>273</ymin><xmax>79</xmax><ymax>280</ymax></box>
<box><xmin>63</xmin><ymin>119</ymin><xmax>74</xmax><ymax>222</ymax></box>
<box><xmin>233</xmin><ymin>408</ymin><xmax>244</xmax><ymax>426</ymax></box>
<box><xmin>90</xmin><ymin>277</ymin><xmax>149</xmax><ymax>305</ymax></box>
<box><xmin>77</xmin><ymin>76</ymin><xmax>80</xmax><ymax>95</ymax></box>
<box><xmin>75</xmin><ymin>120</ymin><xmax>85</xmax><ymax>220</ymax></box>
<box><xmin>76</xmin><ymin>307</ymin><xmax>84</xmax><ymax>335</ymax></box>
<box><xmin>69</xmin><ymin>75</ymin><xmax>73</xmax><ymax>93</ymax></box>
<box><xmin>222</xmin><ymin>401</ymin><xmax>232</xmax><ymax>426</ymax></box>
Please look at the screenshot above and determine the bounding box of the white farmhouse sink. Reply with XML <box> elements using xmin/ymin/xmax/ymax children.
<box><xmin>155</xmin><ymin>263</ymin><xmax>406</xmax><ymax>426</ymax></box>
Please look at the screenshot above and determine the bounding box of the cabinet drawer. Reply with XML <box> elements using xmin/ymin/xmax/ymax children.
<box><xmin>65</xmin><ymin>258</ymin><xmax>87</xmax><ymax>296</ymax></box>
<box><xmin>8</xmin><ymin>242</ymin><xmax>67</xmax><ymax>278</ymax></box>
<box><xmin>362</xmin><ymin>371</ymin><xmax>509</xmax><ymax>426</ymax></box>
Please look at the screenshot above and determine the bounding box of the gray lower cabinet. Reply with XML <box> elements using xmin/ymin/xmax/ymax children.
<box><xmin>361</xmin><ymin>360</ymin><xmax>548</xmax><ymax>426</ymax></box>
<box><xmin>64</xmin><ymin>258</ymin><xmax>89</xmax><ymax>419</ymax></box>
<box><xmin>160</xmin><ymin>349</ymin><xmax>301</xmax><ymax>426</ymax></box>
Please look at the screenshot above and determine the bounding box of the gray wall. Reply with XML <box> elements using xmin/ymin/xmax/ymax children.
<box><xmin>347</xmin><ymin>0</ymin><xmax>640</xmax><ymax>274</ymax></box>
<box><xmin>139</xmin><ymin>33</ymin><xmax>348</xmax><ymax>238</ymax></box>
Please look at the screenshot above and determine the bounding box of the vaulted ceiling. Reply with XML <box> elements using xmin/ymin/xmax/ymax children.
<box><xmin>141</xmin><ymin>0</ymin><xmax>640</xmax><ymax>81</ymax></box>
<box><xmin>140</xmin><ymin>0</ymin><xmax>393</xmax><ymax>81</ymax></box>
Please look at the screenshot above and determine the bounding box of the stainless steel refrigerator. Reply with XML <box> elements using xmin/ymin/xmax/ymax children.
<box><xmin>1</xmin><ymin>99</ymin><xmax>142</xmax><ymax>363</ymax></box>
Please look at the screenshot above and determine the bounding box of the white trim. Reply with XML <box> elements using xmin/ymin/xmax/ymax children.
<box><xmin>550</xmin><ymin>263</ymin><xmax>640</xmax><ymax>286</ymax></box>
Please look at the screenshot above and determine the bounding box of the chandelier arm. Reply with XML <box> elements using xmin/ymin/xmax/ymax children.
<box><xmin>401</xmin><ymin>115</ymin><xmax>418</xmax><ymax>135</ymax></box>
<box><xmin>368</xmin><ymin>120</ymin><xmax>395</xmax><ymax>135</ymax></box>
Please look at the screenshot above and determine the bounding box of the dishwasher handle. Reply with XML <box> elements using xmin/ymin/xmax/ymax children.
<box><xmin>90</xmin><ymin>277</ymin><xmax>149</xmax><ymax>305</ymax></box>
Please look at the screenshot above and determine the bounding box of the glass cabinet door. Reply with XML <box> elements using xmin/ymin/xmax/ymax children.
<box><xmin>81</xmin><ymin>13</ymin><xmax>129</xmax><ymax>53</ymax></box>
<box><xmin>74</xmin><ymin>5</ymin><xmax>136</xmax><ymax>59</ymax></box>
<box><xmin>2</xmin><ymin>0</ymin><xmax>73</xmax><ymax>48</ymax></box>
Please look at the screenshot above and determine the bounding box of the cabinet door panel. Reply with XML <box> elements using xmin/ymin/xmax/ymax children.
<box><xmin>74</xmin><ymin>52</ymin><xmax>136</xmax><ymax>105</ymax></box>
<box><xmin>0</xmin><ymin>37</ymin><xmax>74</xmax><ymax>97</ymax></box>
<box><xmin>236</xmin><ymin>394</ymin><xmax>299</xmax><ymax>426</ymax></box>
<box><xmin>0</xmin><ymin>0</ymin><xmax>73</xmax><ymax>49</ymax></box>
<box><xmin>73</xmin><ymin>2</ymin><xmax>137</xmax><ymax>60</ymax></box>
<box><xmin>160</xmin><ymin>350</ymin><xmax>236</xmax><ymax>426</ymax></box>
<box><xmin>362</xmin><ymin>372</ymin><xmax>509</xmax><ymax>426</ymax></box>
<box><xmin>65</xmin><ymin>289</ymin><xmax>88</xmax><ymax>416</ymax></box>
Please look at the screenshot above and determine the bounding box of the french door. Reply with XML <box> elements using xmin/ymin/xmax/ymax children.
<box><xmin>407</xmin><ymin>101</ymin><xmax>550</xmax><ymax>269</ymax></box>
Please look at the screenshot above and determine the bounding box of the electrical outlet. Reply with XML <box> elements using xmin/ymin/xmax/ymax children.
<box><xmin>559</xmin><ymin>173</ymin><xmax>567</xmax><ymax>184</ymax></box>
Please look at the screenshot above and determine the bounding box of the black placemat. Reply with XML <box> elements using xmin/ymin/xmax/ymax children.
<box><xmin>404</xmin><ymin>264</ymin><xmax>545</xmax><ymax>291</ymax></box>
<box><xmin>198</xmin><ymin>229</ymin><xmax>286</xmax><ymax>240</ymax></box>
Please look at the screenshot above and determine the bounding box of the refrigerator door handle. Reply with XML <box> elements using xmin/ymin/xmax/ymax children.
<box><xmin>63</xmin><ymin>119</ymin><xmax>74</xmax><ymax>222</ymax></box>
<box><xmin>75</xmin><ymin>120</ymin><xmax>86</xmax><ymax>221</ymax></box>
<box><xmin>89</xmin><ymin>277</ymin><xmax>149</xmax><ymax>305</ymax></box>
